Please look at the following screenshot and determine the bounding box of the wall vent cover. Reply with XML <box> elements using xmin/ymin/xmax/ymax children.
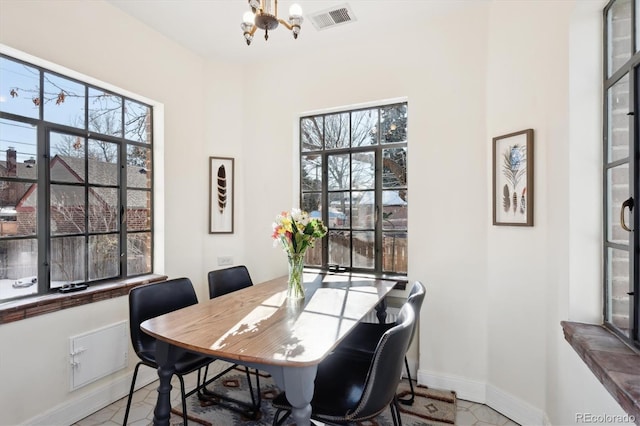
<box><xmin>309</xmin><ymin>4</ymin><xmax>356</xmax><ymax>31</ymax></box>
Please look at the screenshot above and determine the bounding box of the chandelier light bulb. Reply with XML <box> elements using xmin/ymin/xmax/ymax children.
<box><xmin>242</xmin><ymin>11</ymin><xmax>255</xmax><ymax>25</ymax></box>
<box><xmin>289</xmin><ymin>3</ymin><xmax>303</xmax><ymax>18</ymax></box>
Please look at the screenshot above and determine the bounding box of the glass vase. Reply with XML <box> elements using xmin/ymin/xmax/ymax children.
<box><xmin>286</xmin><ymin>253</ymin><xmax>305</xmax><ymax>300</ymax></box>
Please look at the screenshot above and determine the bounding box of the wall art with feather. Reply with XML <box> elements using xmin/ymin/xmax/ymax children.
<box><xmin>209</xmin><ymin>156</ymin><xmax>234</xmax><ymax>233</ymax></box>
<box><xmin>492</xmin><ymin>129</ymin><xmax>534</xmax><ymax>226</ymax></box>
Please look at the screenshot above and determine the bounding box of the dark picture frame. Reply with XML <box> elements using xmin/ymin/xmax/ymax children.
<box><xmin>209</xmin><ymin>156</ymin><xmax>234</xmax><ymax>234</ymax></box>
<box><xmin>492</xmin><ymin>129</ymin><xmax>534</xmax><ymax>226</ymax></box>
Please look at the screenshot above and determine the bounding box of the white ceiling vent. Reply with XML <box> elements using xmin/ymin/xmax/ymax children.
<box><xmin>308</xmin><ymin>4</ymin><xmax>356</xmax><ymax>31</ymax></box>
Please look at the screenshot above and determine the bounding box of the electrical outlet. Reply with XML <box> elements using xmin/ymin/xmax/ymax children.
<box><xmin>217</xmin><ymin>256</ymin><xmax>233</xmax><ymax>266</ymax></box>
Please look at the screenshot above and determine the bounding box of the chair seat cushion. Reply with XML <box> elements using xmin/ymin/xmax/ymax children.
<box><xmin>137</xmin><ymin>346</ymin><xmax>212</xmax><ymax>374</ymax></box>
<box><xmin>273</xmin><ymin>350</ymin><xmax>370</xmax><ymax>419</ymax></box>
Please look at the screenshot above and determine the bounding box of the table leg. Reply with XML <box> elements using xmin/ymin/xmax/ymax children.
<box><xmin>375</xmin><ymin>297</ymin><xmax>388</xmax><ymax>323</ymax></box>
<box><xmin>268</xmin><ymin>365</ymin><xmax>317</xmax><ymax>426</ymax></box>
<box><xmin>151</xmin><ymin>341</ymin><xmax>179</xmax><ymax>426</ymax></box>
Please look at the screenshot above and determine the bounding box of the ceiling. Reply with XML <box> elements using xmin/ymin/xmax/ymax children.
<box><xmin>106</xmin><ymin>0</ymin><xmax>473</xmax><ymax>64</ymax></box>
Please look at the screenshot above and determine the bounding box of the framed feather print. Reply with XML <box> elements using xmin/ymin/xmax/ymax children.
<box><xmin>492</xmin><ymin>129</ymin><xmax>534</xmax><ymax>226</ymax></box>
<box><xmin>209</xmin><ymin>156</ymin><xmax>234</xmax><ymax>233</ymax></box>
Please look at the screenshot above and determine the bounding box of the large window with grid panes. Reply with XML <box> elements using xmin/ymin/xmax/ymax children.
<box><xmin>0</xmin><ymin>53</ymin><xmax>153</xmax><ymax>303</ymax></box>
<box><xmin>299</xmin><ymin>102</ymin><xmax>407</xmax><ymax>275</ymax></box>
<box><xmin>604</xmin><ymin>0</ymin><xmax>639</xmax><ymax>346</ymax></box>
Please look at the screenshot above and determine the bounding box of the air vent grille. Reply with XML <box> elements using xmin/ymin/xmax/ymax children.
<box><xmin>309</xmin><ymin>4</ymin><xmax>356</xmax><ymax>31</ymax></box>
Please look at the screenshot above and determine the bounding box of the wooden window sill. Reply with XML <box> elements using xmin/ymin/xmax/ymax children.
<box><xmin>0</xmin><ymin>274</ymin><xmax>167</xmax><ymax>324</ymax></box>
<box><xmin>561</xmin><ymin>321</ymin><xmax>640</xmax><ymax>421</ymax></box>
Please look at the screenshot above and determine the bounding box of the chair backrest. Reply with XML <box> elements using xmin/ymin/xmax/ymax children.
<box><xmin>406</xmin><ymin>281</ymin><xmax>426</xmax><ymax>345</ymax></box>
<box><xmin>129</xmin><ymin>277</ymin><xmax>199</xmax><ymax>359</ymax></box>
<box><xmin>347</xmin><ymin>303</ymin><xmax>415</xmax><ymax>421</ymax></box>
<box><xmin>207</xmin><ymin>265</ymin><xmax>253</xmax><ymax>299</ymax></box>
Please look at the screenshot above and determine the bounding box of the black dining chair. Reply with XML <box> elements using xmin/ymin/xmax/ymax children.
<box><xmin>207</xmin><ymin>264</ymin><xmax>253</xmax><ymax>298</ymax></box>
<box><xmin>201</xmin><ymin>265</ymin><xmax>261</xmax><ymax>416</ymax></box>
<box><xmin>271</xmin><ymin>303</ymin><xmax>415</xmax><ymax>426</ymax></box>
<box><xmin>123</xmin><ymin>277</ymin><xmax>212</xmax><ymax>426</ymax></box>
<box><xmin>335</xmin><ymin>280</ymin><xmax>426</xmax><ymax>405</ymax></box>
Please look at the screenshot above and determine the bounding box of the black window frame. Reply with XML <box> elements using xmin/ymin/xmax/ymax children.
<box><xmin>603</xmin><ymin>0</ymin><xmax>640</xmax><ymax>347</ymax></box>
<box><xmin>0</xmin><ymin>53</ymin><xmax>154</xmax><ymax>302</ymax></box>
<box><xmin>299</xmin><ymin>102</ymin><xmax>408</xmax><ymax>276</ymax></box>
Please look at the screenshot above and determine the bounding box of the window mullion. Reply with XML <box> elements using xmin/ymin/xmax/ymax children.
<box><xmin>37</xmin><ymin>124</ymin><xmax>49</xmax><ymax>294</ymax></box>
<box><xmin>374</xmin><ymin>148</ymin><xmax>383</xmax><ymax>271</ymax></box>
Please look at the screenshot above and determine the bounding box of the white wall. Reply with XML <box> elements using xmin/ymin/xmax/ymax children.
<box><xmin>0</xmin><ymin>0</ymin><xmax>632</xmax><ymax>425</ymax></box>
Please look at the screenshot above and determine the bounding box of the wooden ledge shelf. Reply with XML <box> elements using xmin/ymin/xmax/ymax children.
<box><xmin>0</xmin><ymin>274</ymin><xmax>168</xmax><ymax>324</ymax></box>
<box><xmin>561</xmin><ymin>321</ymin><xmax>640</xmax><ymax>423</ymax></box>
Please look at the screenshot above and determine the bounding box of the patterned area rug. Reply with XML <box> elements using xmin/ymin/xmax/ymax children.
<box><xmin>171</xmin><ymin>370</ymin><xmax>456</xmax><ymax>425</ymax></box>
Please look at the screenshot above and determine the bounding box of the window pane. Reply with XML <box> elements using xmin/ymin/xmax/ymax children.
<box><xmin>328</xmin><ymin>154</ymin><xmax>349</xmax><ymax>190</ymax></box>
<box><xmin>608</xmin><ymin>0</ymin><xmax>632</xmax><ymax>76</ymax></box>
<box><xmin>88</xmin><ymin>139</ymin><xmax>118</xmax><ymax>185</ymax></box>
<box><xmin>383</xmin><ymin>232</ymin><xmax>407</xmax><ymax>274</ymax></box>
<box><xmin>325</xmin><ymin>112</ymin><xmax>349</xmax><ymax>149</ymax></box>
<box><xmin>328</xmin><ymin>192</ymin><xmax>349</xmax><ymax>228</ymax></box>
<box><xmin>128</xmin><ymin>232</ymin><xmax>151</xmax><ymax>275</ymax></box>
<box><xmin>0</xmin><ymin>56</ymin><xmax>40</xmax><ymax>119</ymax></box>
<box><xmin>50</xmin><ymin>132</ymin><xmax>85</xmax><ymax>182</ymax></box>
<box><xmin>606</xmin><ymin>247</ymin><xmax>630</xmax><ymax>337</ymax></box>
<box><xmin>88</xmin><ymin>88</ymin><xmax>122</xmax><ymax>137</ymax></box>
<box><xmin>89</xmin><ymin>187</ymin><xmax>118</xmax><ymax>232</ymax></box>
<box><xmin>302</xmin><ymin>192</ymin><xmax>321</xmax><ymax>213</ymax></box>
<box><xmin>51</xmin><ymin>184</ymin><xmax>85</xmax><ymax>235</ymax></box>
<box><xmin>0</xmin><ymin>179</ymin><xmax>35</xmax><ymax>237</ymax></box>
<box><xmin>329</xmin><ymin>230</ymin><xmax>350</xmax><ymax>267</ymax></box>
<box><xmin>301</xmin><ymin>155</ymin><xmax>322</xmax><ymax>191</ymax></box>
<box><xmin>353</xmin><ymin>191</ymin><xmax>374</xmax><ymax>229</ymax></box>
<box><xmin>383</xmin><ymin>191</ymin><xmax>408</xmax><ymax>230</ymax></box>
<box><xmin>301</xmin><ymin>117</ymin><xmax>323</xmax><ymax>151</ymax></box>
<box><xmin>127</xmin><ymin>190</ymin><xmax>151</xmax><ymax>231</ymax></box>
<box><xmin>0</xmin><ymin>238</ymin><xmax>38</xmax><ymax>301</ymax></box>
<box><xmin>51</xmin><ymin>236</ymin><xmax>85</xmax><ymax>287</ymax></box>
<box><xmin>606</xmin><ymin>164</ymin><xmax>630</xmax><ymax>244</ymax></box>
<box><xmin>15</xmin><ymin>184</ymin><xmax>36</xmax><ymax>236</ymax></box>
<box><xmin>352</xmin><ymin>151</ymin><xmax>374</xmax><ymax>190</ymax></box>
<box><xmin>43</xmin><ymin>72</ymin><xmax>85</xmax><ymax>128</ymax></box>
<box><xmin>381</xmin><ymin>104</ymin><xmax>407</xmax><ymax>144</ymax></box>
<box><xmin>124</xmin><ymin>99</ymin><xmax>151</xmax><ymax>144</ymax></box>
<box><xmin>304</xmin><ymin>243</ymin><xmax>322</xmax><ymax>267</ymax></box>
<box><xmin>383</xmin><ymin>147</ymin><xmax>407</xmax><ymax>188</ymax></box>
<box><xmin>0</xmin><ymin>119</ymin><xmax>38</xmax><ymax>178</ymax></box>
<box><xmin>88</xmin><ymin>234</ymin><xmax>119</xmax><ymax>281</ymax></box>
<box><xmin>352</xmin><ymin>109</ymin><xmax>378</xmax><ymax>146</ymax></box>
<box><xmin>353</xmin><ymin>231</ymin><xmax>374</xmax><ymax>269</ymax></box>
<box><xmin>127</xmin><ymin>145</ymin><xmax>152</xmax><ymax>188</ymax></box>
<box><xmin>607</xmin><ymin>74</ymin><xmax>629</xmax><ymax>162</ymax></box>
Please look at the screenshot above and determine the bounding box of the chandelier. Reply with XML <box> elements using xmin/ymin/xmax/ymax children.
<box><xmin>241</xmin><ymin>0</ymin><xmax>303</xmax><ymax>45</ymax></box>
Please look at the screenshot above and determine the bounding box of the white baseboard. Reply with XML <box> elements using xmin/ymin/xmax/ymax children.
<box><xmin>486</xmin><ymin>383</ymin><xmax>548</xmax><ymax>426</ymax></box>
<box><xmin>25</xmin><ymin>367</ymin><xmax>157</xmax><ymax>425</ymax></box>
<box><xmin>417</xmin><ymin>369</ymin><xmax>487</xmax><ymax>403</ymax></box>
<box><xmin>418</xmin><ymin>369</ymin><xmax>548</xmax><ymax>426</ymax></box>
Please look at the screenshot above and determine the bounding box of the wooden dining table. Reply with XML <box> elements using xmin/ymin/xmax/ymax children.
<box><xmin>140</xmin><ymin>270</ymin><xmax>398</xmax><ymax>426</ymax></box>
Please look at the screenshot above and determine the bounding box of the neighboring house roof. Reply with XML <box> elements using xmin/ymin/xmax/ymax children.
<box><xmin>16</xmin><ymin>155</ymin><xmax>150</xmax><ymax>209</ymax></box>
<box><xmin>0</xmin><ymin>160</ymin><xmax>37</xmax><ymax>179</ymax></box>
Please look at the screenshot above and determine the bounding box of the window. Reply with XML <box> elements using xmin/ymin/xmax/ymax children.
<box><xmin>0</xmin><ymin>54</ymin><xmax>153</xmax><ymax>303</ymax></box>
<box><xmin>299</xmin><ymin>102</ymin><xmax>408</xmax><ymax>275</ymax></box>
<box><xmin>603</xmin><ymin>0</ymin><xmax>639</xmax><ymax>346</ymax></box>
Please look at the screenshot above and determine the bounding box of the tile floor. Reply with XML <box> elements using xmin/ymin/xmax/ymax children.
<box><xmin>73</xmin><ymin>371</ymin><xmax>520</xmax><ymax>426</ymax></box>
